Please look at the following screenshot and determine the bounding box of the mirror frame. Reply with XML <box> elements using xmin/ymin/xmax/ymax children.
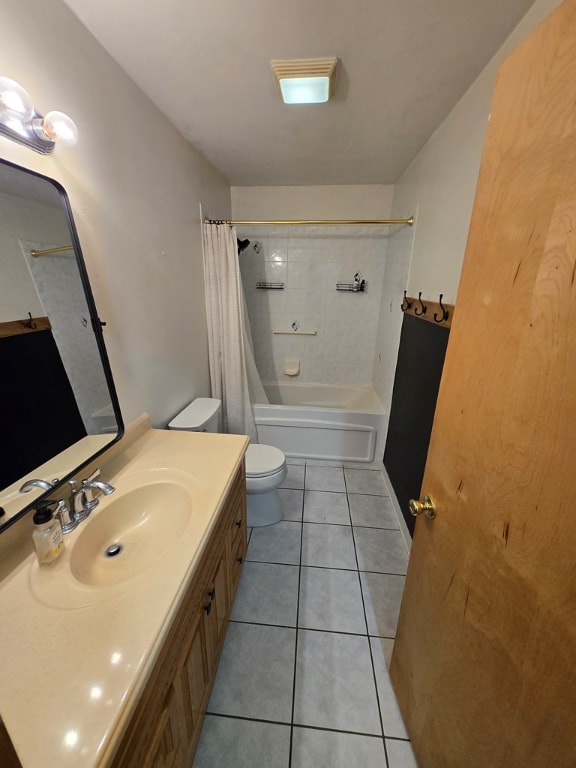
<box><xmin>0</xmin><ymin>158</ymin><xmax>124</xmax><ymax>533</ymax></box>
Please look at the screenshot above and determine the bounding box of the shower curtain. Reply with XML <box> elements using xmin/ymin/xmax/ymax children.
<box><xmin>202</xmin><ymin>222</ymin><xmax>266</xmax><ymax>441</ymax></box>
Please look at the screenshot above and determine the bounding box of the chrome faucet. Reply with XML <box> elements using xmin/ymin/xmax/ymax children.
<box><xmin>20</xmin><ymin>477</ymin><xmax>76</xmax><ymax>533</ymax></box>
<box><xmin>69</xmin><ymin>469</ymin><xmax>115</xmax><ymax>522</ymax></box>
<box><xmin>19</xmin><ymin>478</ymin><xmax>59</xmax><ymax>493</ymax></box>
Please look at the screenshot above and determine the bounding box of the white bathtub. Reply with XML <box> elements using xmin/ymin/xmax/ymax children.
<box><xmin>253</xmin><ymin>383</ymin><xmax>386</xmax><ymax>464</ymax></box>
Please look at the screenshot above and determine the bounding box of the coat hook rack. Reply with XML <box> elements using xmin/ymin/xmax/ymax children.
<box><xmin>401</xmin><ymin>291</ymin><xmax>412</xmax><ymax>312</ymax></box>
<box><xmin>414</xmin><ymin>292</ymin><xmax>427</xmax><ymax>316</ymax></box>
<box><xmin>434</xmin><ymin>294</ymin><xmax>449</xmax><ymax>323</ymax></box>
<box><xmin>400</xmin><ymin>292</ymin><xmax>454</xmax><ymax>328</ymax></box>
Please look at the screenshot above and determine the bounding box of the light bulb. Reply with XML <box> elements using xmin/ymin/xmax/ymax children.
<box><xmin>0</xmin><ymin>76</ymin><xmax>34</xmax><ymax>122</ymax></box>
<box><xmin>38</xmin><ymin>110</ymin><xmax>78</xmax><ymax>146</ymax></box>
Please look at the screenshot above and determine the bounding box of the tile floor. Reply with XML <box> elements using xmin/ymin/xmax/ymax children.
<box><xmin>192</xmin><ymin>462</ymin><xmax>418</xmax><ymax>768</ymax></box>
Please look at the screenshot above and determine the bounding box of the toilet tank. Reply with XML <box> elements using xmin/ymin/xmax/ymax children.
<box><xmin>168</xmin><ymin>398</ymin><xmax>221</xmax><ymax>432</ymax></box>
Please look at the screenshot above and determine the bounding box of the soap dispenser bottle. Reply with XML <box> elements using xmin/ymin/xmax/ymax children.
<box><xmin>32</xmin><ymin>501</ymin><xmax>64</xmax><ymax>565</ymax></box>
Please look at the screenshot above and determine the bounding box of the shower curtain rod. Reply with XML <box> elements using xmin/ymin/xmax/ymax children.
<box><xmin>30</xmin><ymin>245</ymin><xmax>74</xmax><ymax>257</ymax></box>
<box><xmin>204</xmin><ymin>216</ymin><xmax>414</xmax><ymax>227</ymax></box>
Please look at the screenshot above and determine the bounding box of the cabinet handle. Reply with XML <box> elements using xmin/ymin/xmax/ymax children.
<box><xmin>236</xmin><ymin>555</ymin><xmax>243</xmax><ymax>564</ymax></box>
<box><xmin>235</xmin><ymin>519</ymin><xmax>242</xmax><ymax>528</ymax></box>
<box><xmin>204</xmin><ymin>601</ymin><xmax>212</xmax><ymax>615</ymax></box>
<box><xmin>208</xmin><ymin>588</ymin><xmax>216</xmax><ymax>599</ymax></box>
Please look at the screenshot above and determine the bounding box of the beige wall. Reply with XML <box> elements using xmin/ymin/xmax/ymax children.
<box><xmin>231</xmin><ymin>185</ymin><xmax>394</xmax><ymax>220</ymax></box>
<box><xmin>0</xmin><ymin>0</ymin><xmax>231</xmax><ymax>427</ymax></box>
<box><xmin>394</xmin><ymin>0</ymin><xmax>562</xmax><ymax>305</ymax></box>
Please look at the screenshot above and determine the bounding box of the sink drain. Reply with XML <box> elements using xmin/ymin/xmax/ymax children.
<box><xmin>104</xmin><ymin>543</ymin><xmax>123</xmax><ymax>558</ymax></box>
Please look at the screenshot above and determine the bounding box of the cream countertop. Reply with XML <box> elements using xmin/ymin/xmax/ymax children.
<box><xmin>0</xmin><ymin>426</ymin><xmax>249</xmax><ymax>768</ymax></box>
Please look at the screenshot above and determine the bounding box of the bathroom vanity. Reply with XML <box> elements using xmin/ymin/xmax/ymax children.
<box><xmin>0</xmin><ymin>423</ymin><xmax>249</xmax><ymax>768</ymax></box>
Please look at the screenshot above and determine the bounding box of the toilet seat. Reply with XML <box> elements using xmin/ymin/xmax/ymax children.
<box><xmin>246</xmin><ymin>444</ymin><xmax>286</xmax><ymax>478</ymax></box>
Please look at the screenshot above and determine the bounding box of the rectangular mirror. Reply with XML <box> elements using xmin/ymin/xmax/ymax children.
<box><xmin>0</xmin><ymin>159</ymin><xmax>123</xmax><ymax>530</ymax></box>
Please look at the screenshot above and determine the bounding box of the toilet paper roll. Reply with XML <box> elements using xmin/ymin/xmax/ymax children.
<box><xmin>284</xmin><ymin>359</ymin><xmax>300</xmax><ymax>376</ymax></box>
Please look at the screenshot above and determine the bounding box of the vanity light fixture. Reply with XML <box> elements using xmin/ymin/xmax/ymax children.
<box><xmin>0</xmin><ymin>76</ymin><xmax>78</xmax><ymax>154</ymax></box>
<box><xmin>271</xmin><ymin>57</ymin><xmax>338</xmax><ymax>104</ymax></box>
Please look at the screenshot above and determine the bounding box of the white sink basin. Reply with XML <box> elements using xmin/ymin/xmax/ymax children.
<box><xmin>70</xmin><ymin>482</ymin><xmax>193</xmax><ymax>587</ymax></box>
<box><xmin>29</xmin><ymin>469</ymin><xmax>198</xmax><ymax>608</ymax></box>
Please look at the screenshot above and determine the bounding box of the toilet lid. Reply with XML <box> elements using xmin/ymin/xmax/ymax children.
<box><xmin>168</xmin><ymin>398</ymin><xmax>220</xmax><ymax>430</ymax></box>
<box><xmin>246</xmin><ymin>444</ymin><xmax>286</xmax><ymax>478</ymax></box>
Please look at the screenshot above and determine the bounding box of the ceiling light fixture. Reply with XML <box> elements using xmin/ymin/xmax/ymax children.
<box><xmin>0</xmin><ymin>76</ymin><xmax>78</xmax><ymax>154</ymax></box>
<box><xmin>271</xmin><ymin>57</ymin><xmax>338</xmax><ymax>104</ymax></box>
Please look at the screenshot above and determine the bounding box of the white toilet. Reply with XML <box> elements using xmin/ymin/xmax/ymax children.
<box><xmin>168</xmin><ymin>398</ymin><xmax>287</xmax><ymax>527</ymax></box>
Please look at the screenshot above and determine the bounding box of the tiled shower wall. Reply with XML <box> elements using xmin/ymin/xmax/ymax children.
<box><xmin>238</xmin><ymin>226</ymin><xmax>389</xmax><ymax>387</ymax></box>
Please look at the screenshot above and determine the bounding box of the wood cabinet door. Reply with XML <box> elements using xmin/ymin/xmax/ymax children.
<box><xmin>142</xmin><ymin>686</ymin><xmax>182</xmax><ymax>768</ymax></box>
<box><xmin>204</xmin><ymin>553</ymin><xmax>229</xmax><ymax>672</ymax></box>
<box><xmin>390</xmin><ymin>2</ymin><xmax>576</xmax><ymax>767</ymax></box>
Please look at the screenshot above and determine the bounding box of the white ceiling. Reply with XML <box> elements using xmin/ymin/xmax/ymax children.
<box><xmin>62</xmin><ymin>0</ymin><xmax>535</xmax><ymax>186</ymax></box>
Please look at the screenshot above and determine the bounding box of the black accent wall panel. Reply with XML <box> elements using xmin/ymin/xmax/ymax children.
<box><xmin>384</xmin><ymin>314</ymin><xmax>450</xmax><ymax>535</ymax></box>
<box><xmin>0</xmin><ymin>330</ymin><xmax>87</xmax><ymax>489</ymax></box>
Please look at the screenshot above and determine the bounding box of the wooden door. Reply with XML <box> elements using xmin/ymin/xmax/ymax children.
<box><xmin>390</xmin><ymin>3</ymin><xmax>576</xmax><ymax>766</ymax></box>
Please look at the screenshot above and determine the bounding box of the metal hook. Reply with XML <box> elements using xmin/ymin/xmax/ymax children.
<box><xmin>434</xmin><ymin>294</ymin><xmax>449</xmax><ymax>323</ymax></box>
<box><xmin>414</xmin><ymin>292</ymin><xmax>427</xmax><ymax>316</ymax></box>
<box><xmin>24</xmin><ymin>312</ymin><xmax>37</xmax><ymax>329</ymax></box>
<box><xmin>400</xmin><ymin>291</ymin><xmax>412</xmax><ymax>312</ymax></box>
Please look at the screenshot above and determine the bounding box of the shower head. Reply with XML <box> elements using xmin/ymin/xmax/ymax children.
<box><xmin>237</xmin><ymin>238</ymin><xmax>251</xmax><ymax>254</ymax></box>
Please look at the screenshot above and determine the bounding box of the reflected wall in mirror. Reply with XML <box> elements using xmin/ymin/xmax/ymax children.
<box><xmin>0</xmin><ymin>159</ymin><xmax>123</xmax><ymax>531</ymax></box>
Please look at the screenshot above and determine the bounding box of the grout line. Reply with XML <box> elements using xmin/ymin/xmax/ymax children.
<box><xmin>230</xmin><ymin>617</ymin><xmax>374</xmax><ymax>638</ymax></box>
<box><xmin>298</xmin><ymin>518</ymin><xmax>400</xmax><ymax>530</ymax></box>
<box><xmin>292</xmin><ymin>722</ymin><xmax>385</xmax><ymax>740</ymax></box>
<box><xmin>245</xmin><ymin>555</ymin><xmax>406</xmax><ymax>577</ymax></box>
<box><xmin>288</xmin><ymin>462</ymin><xmax>306</xmax><ymax>768</ymax></box>
<box><xmin>204</xmin><ymin>712</ymin><xmax>291</xmax><ymax>727</ymax></box>
<box><xmin>347</xmin><ymin>491</ymin><xmax>392</xmax><ymax>497</ymax></box>
<box><xmin>344</xmin><ymin>469</ymin><xmax>389</xmax><ymax>766</ymax></box>
<box><xmin>205</xmin><ymin>711</ymin><xmax>390</xmax><ymax>740</ymax></box>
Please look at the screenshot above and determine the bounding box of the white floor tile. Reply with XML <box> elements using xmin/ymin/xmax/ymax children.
<box><xmin>193</xmin><ymin>716</ymin><xmax>291</xmax><ymax>768</ymax></box>
<box><xmin>301</xmin><ymin>523</ymin><xmax>357</xmax><ymax>569</ymax></box>
<box><xmin>291</xmin><ymin>727</ymin><xmax>386</xmax><ymax>767</ymax></box>
<box><xmin>280</xmin><ymin>464</ymin><xmax>305</xmax><ymax>489</ymax></box>
<box><xmin>279</xmin><ymin>488</ymin><xmax>304</xmax><ymax>521</ymax></box>
<box><xmin>294</xmin><ymin>629</ymin><xmax>382</xmax><ymax>734</ymax></box>
<box><xmin>299</xmin><ymin>567</ymin><xmax>365</xmax><ymax>634</ymax></box>
<box><xmin>386</xmin><ymin>738</ymin><xmax>419</xmax><ymax>768</ymax></box>
<box><xmin>231</xmin><ymin>561</ymin><xmax>299</xmax><ymax>626</ymax></box>
<box><xmin>360</xmin><ymin>571</ymin><xmax>405</xmax><ymax>637</ymax></box>
<box><xmin>371</xmin><ymin>637</ymin><xmax>409</xmax><ymax>739</ymax></box>
<box><xmin>248</xmin><ymin>521</ymin><xmax>302</xmax><ymax>565</ymax></box>
<box><xmin>303</xmin><ymin>490</ymin><xmax>350</xmax><ymax>524</ymax></box>
<box><xmin>345</xmin><ymin>468</ymin><xmax>389</xmax><ymax>495</ymax></box>
<box><xmin>349</xmin><ymin>493</ymin><xmax>399</xmax><ymax>529</ymax></box>
<box><xmin>354</xmin><ymin>527</ymin><xmax>409</xmax><ymax>574</ymax></box>
<box><xmin>208</xmin><ymin>622</ymin><xmax>296</xmax><ymax>722</ymax></box>
<box><xmin>305</xmin><ymin>465</ymin><xmax>346</xmax><ymax>492</ymax></box>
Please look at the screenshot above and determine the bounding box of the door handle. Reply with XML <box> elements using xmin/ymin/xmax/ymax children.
<box><xmin>409</xmin><ymin>495</ymin><xmax>437</xmax><ymax>519</ymax></box>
